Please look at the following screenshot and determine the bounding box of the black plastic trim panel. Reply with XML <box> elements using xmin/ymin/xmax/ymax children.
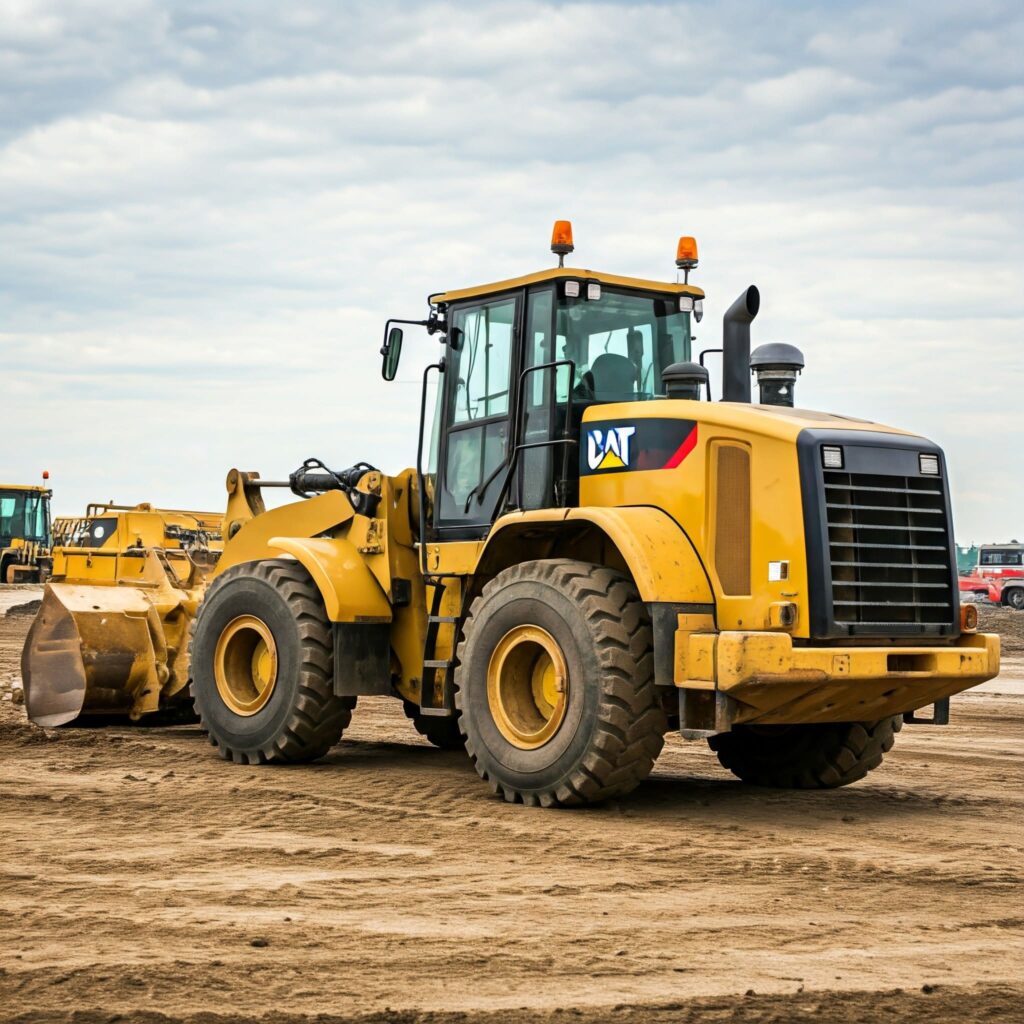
<box><xmin>797</xmin><ymin>429</ymin><xmax>960</xmax><ymax>640</ymax></box>
<box><xmin>649</xmin><ymin>602</ymin><xmax>716</xmax><ymax>687</ymax></box>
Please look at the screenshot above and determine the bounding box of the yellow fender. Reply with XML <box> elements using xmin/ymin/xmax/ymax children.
<box><xmin>480</xmin><ymin>506</ymin><xmax>714</xmax><ymax>605</ymax></box>
<box><xmin>217</xmin><ymin>490</ymin><xmax>354</xmax><ymax>575</ymax></box>
<box><xmin>567</xmin><ymin>506</ymin><xmax>713</xmax><ymax>603</ymax></box>
<box><xmin>269</xmin><ymin>536</ymin><xmax>392</xmax><ymax>623</ymax></box>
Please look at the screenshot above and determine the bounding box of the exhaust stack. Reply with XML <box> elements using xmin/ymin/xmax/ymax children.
<box><xmin>722</xmin><ymin>285</ymin><xmax>760</xmax><ymax>403</ymax></box>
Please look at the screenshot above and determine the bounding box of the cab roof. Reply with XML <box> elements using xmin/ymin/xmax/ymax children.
<box><xmin>430</xmin><ymin>266</ymin><xmax>705</xmax><ymax>307</ymax></box>
<box><xmin>0</xmin><ymin>484</ymin><xmax>50</xmax><ymax>494</ymax></box>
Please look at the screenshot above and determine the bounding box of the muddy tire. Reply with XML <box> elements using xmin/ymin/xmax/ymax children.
<box><xmin>190</xmin><ymin>559</ymin><xmax>355</xmax><ymax>764</ymax></box>
<box><xmin>708</xmin><ymin>717</ymin><xmax>903</xmax><ymax>788</ymax></box>
<box><xmin>1003</xmin><ymin>587</ymin><xmax>1024</xmax><ymax>611</ymax></box>
<box><xmin>455</xmin><ymin>559</ymin><xmax>666</xmax><ymax>807</ymax></box>
<box><xmin>402</xmin><ymin>700</ymin><xmax>464</xmax><ymax>750</ymax></box>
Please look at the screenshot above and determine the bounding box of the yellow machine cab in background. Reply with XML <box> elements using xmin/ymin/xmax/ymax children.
<box><xmin>0</xmin><ymin>478</ymin><xmax>53</xmax><ymax>584</ymax></box>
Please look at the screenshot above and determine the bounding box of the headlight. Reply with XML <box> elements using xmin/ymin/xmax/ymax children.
<box><xmin>822</xmin><ymin>445</ymin><xmax>844</xmax><ymax>470</ymax></box>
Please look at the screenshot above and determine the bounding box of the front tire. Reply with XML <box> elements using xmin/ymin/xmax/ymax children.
<box><xmin>455</xmin><ymin>560</ymin><xmax>666</xmax><ymax>807</ymax></box>
<box><xmin>1004</xmin><ymin>587</ymin><xmax>1024</xmax><ymax>610</ymax></box>
<box><xmin>190</xmin><ymin>559</ymin><xmax>355</xmax><ymax>764</ymax></box>
<box><xmin>708</xmin><ymin>717</ymin><xmax>903</xmax><ymax>788</ymax></box>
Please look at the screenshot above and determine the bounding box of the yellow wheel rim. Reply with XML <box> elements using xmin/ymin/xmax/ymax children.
<box><xmin>487</xmin><ymin>625</ymin><xmax>568</xmax><ymax>750</ymax></box>
<box><xmin>213</xmin><ymin>614</ymin><xmax>278</xmax><ymax>716</ymax></box>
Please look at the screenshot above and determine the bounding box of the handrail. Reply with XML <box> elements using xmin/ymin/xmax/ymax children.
<box><xmin>493</xmin><ymin>358</ymin><xmax>577</xmax><ymax>517</ymax></box>
<box><xmin>415</xmin><ymin>359</ymin><xmax>445</xmax><ymax>577</ymax></box>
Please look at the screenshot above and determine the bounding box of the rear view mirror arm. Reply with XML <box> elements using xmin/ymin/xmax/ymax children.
<box><xmin>381</xmin><ymin>311</ymin><xmax>449</xmax><ymax>354</ymax></box>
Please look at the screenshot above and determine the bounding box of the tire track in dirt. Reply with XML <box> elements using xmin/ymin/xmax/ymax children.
<box><xmin>8</xmin><ymin>983</ymin><xmax>1023</xmax><ymax>1024</ymax></box>
<box><xmin>1</xmin><ymin>613</ymin><xmax>1023</xmax><ymax>1021</ymax></box>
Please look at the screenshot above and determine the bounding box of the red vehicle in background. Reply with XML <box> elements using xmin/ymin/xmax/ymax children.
<box><xmin>959</xmin><ymin>543</ymin><xmax>1024</xmax><ymax>610</ymax></box>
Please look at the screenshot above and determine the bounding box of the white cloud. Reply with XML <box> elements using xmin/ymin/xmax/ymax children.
<box><xmin>1</xmin><ymin>0</ymin><xmax>1022</xmax><ymax>541</ymax></box>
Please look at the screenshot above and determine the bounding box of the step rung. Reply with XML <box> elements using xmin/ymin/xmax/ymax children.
<box><xmin>427</xmin><ymin>616</ymin><xmax>458</xmax><ymax>624</ymax></box>
<box><xmin>419</xmin><ymin>706</ymin><xmax>455</xmax><ymax>718</ymax></box>
<box><xmin>423</xmin><ymin>659</ymin><xmax>453</xmax><ymax>669</ymax></box>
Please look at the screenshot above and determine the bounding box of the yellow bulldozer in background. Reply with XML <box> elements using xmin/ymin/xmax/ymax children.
<box><xmin>22</xmin><ymin>223</ymin><xmax>1000</xmax><ymax>804</ymax></box>
<box><xmin>1</xmin><ymin>480</ymin><xmax>53</xmax><ymax>584</ymax></box>
<box><xmin>22</xmin><ymin>503</ymin><xmax>222</xmax><ymax>726</ymax></box>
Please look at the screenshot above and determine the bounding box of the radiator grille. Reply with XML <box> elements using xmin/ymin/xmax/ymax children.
<box><xmin>715</xmin><ymin>445</ymin><xmax>751</xmax><ymax>595</ymax></box>
<box><xmin>824</xmin><ymin>470</ymin><xmax>954</xmax><ymax>630</ymax></box>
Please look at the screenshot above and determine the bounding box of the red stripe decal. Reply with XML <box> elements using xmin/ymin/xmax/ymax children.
<box><xmin>663</xmin><ymin>424</ymin><xmax>698</xmax><ymax>469</ymax></box>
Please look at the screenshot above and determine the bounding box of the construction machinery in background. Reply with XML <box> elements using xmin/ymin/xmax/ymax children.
<box><xmin>0</xmin><ymin>478</ymin><xmax>52</xmax><ymax>583</ymax></box>
<box><xmin>959</xmin><ymin>542</ymin><xmax>1024</xmax><ymax>609</ymax></box>
<box><xmin>22</xmin><ymin>504</ymin><xmax>222</xmax><ymax>725</ymax></box>
<box><xmin>956</xmin><ymin>543</ymin><xmax>979</xmax><ymax>575</ymax></box>
<box><xmin>23</xmin><ymin>223</ymin><xmax>999</xmax><ymax>804</ymax></box>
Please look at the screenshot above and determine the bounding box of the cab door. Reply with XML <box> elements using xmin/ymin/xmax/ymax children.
<box><xmin>435</xmin><ymin>294</ymin><xmax>521</xmax><ymax>536</ymax></box>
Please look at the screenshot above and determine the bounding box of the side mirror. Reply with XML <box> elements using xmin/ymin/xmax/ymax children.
<box><xmin>381</xmin><ymin>326</ymin><xmax>403</xmax><ymax>381</ymax></box>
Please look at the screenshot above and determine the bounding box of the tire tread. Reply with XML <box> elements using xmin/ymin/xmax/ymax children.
<box><xmin>190</xmin><ymin>559</ymin><xmax>354</xmax><ymax>764</ymax></box>
<box><xmin>455</xmin><ymin>559</ymin><xmax>667</xmax><ymax>806</ymax></box>
<box><xmin>709</xmin><ymin>716</ymin><xmax>903</xmax><ymax>788</ymax></box>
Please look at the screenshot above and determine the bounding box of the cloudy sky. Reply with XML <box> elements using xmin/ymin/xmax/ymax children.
<box><xmin>3</xmin><ymin>0</ymin><xmax>1022</xmax><ymax>541</ymax></box>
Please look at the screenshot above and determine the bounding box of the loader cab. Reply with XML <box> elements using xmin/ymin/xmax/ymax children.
<box><xmin>0</xmin><ymin>484</ymin><xmax>52</xmax><ymax>584</ymax></box>
<box><xmin>406</xmin><ymin>270</ymin><xmax>702</xmax><ymax>540</ymax></box>
<box><xmin>0</xmin><ymin>486</ymin><xmax>51</xmax><ymax>548</ymax></box>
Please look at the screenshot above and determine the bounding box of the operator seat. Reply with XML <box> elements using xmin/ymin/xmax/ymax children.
<box><xmin>589</xmin><ymin>352</ymin><xmax>637</xmax><ymax>401</ymax></box>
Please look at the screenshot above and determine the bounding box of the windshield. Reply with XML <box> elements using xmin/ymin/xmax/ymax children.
<box><xmin>980</xmin><ymin>549</ymin><xmax>1022</xmax><ymax>567</ymax></box>
<box><xmin>536</xmin><ymin>287</ymin><xmax>692</xmax><ymax>402</ymax></box>
<box><xmin>0</xmin><ymin>489</ymin><xmax>50</xmax><ymax>543</ymax></box>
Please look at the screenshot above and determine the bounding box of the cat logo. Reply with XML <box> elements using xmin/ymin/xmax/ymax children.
<box><xmin>586</xmin><ymin>425</ymin><xmax>636</xmax><ymax>471</ymax></box>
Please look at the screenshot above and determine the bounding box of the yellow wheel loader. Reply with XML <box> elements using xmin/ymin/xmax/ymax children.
<box><xmin>25</xmin><ymin>223</ymin><xmax>999</xmax><ymax>804</ymax></box>
<box><xmin>0</xmin><ymin>481</ymin><xmax>53</xmax><ymax>584</ymax></box>
<box><xmin>22</xmin><ymin>503</ymin><xmax>222</xmax><ymax>726</ymax></box>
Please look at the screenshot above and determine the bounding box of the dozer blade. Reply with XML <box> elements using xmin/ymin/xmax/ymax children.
<box><xmin>22</xmin><ymin>584</ymin><xmax>164</xmax><ymax>727</ymax></box>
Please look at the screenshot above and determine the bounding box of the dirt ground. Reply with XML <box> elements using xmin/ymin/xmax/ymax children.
<box><xmin>977</xmin><ymin>603</ymin><xmax>1024</xmax><ymax>654</ymax></box>
<box><xmin>1</xmin><ymin>598</ymin><xmax>1023</xmax><ymax>1024</ymax></box>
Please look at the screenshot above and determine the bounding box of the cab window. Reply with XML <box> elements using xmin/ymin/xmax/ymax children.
<box><xmin>0</xmin><ymin>491</ymin><xmax>48</xmax><ymax>543</ymax></box>
<box><xmin>451</xmin><ymin>302</ymin><xmax>515</xmax><ymax>423</ymax></box>
<box><xmin>552</xmin><ymin>290</ymin><xmax>690</xmax><ymax>402</ymax></box>
<box><xmin>438</xmin><ymin>296</ymin><xmax>518</xmax><ymax>528</ymax></box>
<box><xmin>980</xmin><ymin>549</ymin><xmax>1023</xmax><ymax>566</ymax></box>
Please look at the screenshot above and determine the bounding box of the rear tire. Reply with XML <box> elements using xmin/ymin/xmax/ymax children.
<box><xmin>455</xmin><ymin>559</ymin><xmax>667</xmax><ymax>807</ymax></box>
<box><xmin>708</xmin><ymin>717</ymin><xmax>903</xmax><ymax>788</ymax></box>
<box><xmin>190</xmin><ymin>559</ymin><xmax>355</xmax><ymax>764</ymax></box>
<box><xmin>1004</xmin><ymin>587</ymin><xmax>1024</xmax><ymax>610</ymax></box>
<box><xmin>402</xmin><ymin>700</ymin><xmax>464</xmax><ymax>750</ymax></box>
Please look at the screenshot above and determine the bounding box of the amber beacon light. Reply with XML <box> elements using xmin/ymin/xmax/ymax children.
<box><xmin>675</xmin><ymin>236</ymin><xmax>699</xmax><ymax>283</ymax></box>
<box><xmin>551</xmin><ymin>220</ymin><xmax>574</xmax><ymax>266</ymax></box>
